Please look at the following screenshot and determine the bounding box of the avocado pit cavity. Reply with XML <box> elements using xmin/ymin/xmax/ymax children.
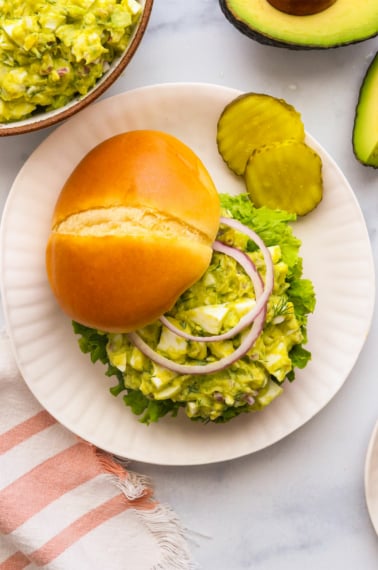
<box><xmin>267</xmin><ymin>0</ymin><xmax>337</xmax><ymax>16</ymax></box>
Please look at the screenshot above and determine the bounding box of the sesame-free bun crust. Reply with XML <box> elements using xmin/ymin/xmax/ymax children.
<box><xmin>46</xmin><ymin>130</ymin><xmax>220</xmax><ymax>332</ymax></box>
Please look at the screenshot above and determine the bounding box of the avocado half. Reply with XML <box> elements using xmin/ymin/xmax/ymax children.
<box><xmin>219</xmin><ymin>0</ymin><xmax>378</xmax><ymax>49</ymax></box>
<box><xmin>353</xmin><ymin>53</ymin><xmax>378</xmax><ymax>169</ymax></box>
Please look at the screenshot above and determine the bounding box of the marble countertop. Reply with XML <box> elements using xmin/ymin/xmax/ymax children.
<box><xmin>1</xmin><ymin>1</ymin><xmax>378</xmax><ymax>568</ymax></box>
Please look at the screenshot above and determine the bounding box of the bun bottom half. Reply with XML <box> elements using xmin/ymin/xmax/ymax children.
<box><xmin>46</xmin><ymin>233</ymin><xmax>212</xmax><ymax>332</ymax></box>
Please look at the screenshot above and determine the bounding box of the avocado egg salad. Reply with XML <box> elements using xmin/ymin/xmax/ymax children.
<box><xmin>0</xmin><ymin>0</ymin><xmax>142</xmax><ymax>122</ymax></box>
<box><xmin>74</xmin><ymin>194</ymin><xmax>316</xmax><ymax>424</ymax></box>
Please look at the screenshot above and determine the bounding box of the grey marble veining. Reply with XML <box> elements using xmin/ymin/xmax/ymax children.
<box><xmin>1</xmin><ymin>1</ymin><xmax>378</xmax><ymax>568</ymax></box>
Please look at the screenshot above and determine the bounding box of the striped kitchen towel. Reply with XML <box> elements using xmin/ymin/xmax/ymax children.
<box><xmin>0</xmin><ymin>331</ymin><xmax>194</xmax><ymax>570</ymax></box>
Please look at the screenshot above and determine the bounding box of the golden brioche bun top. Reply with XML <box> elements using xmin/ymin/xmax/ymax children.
<box><xmin>46</xmin><ymin>130</ymin><xmax>220</xmax><ymax>332</ymax></box>
<box><xmin>52</xmin><ymin>129</ymin><xmax>220</xmax><ymax>241</ymax></box>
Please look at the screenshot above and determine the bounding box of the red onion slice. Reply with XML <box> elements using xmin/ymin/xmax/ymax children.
<box><xmin>160</xmin><ymin>240</ymin><xmax>265</xmax><ymax>341</ymax></box>
<box><xmin>128</xmin><ymin>308</ymin><xmax>265</xmax><ymax>375</ymax></box>
<box><xmin>219</xmin><ymin>215</ymin><xmax>274</xmax><ymax>312</ymax></box>
<box><xmin>159</xmin><ymin>216</ymin><xmax>274</xmax><ymax>342</ymax></box>
<box><xmin>127</xmin><ymin>249</ymin><xmax>266</xmax><ymax>376</ymax></box>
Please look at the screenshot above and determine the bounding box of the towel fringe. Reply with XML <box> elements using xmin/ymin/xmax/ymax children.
<box><xmin>95</xmin><ymin>448</ymin><xmax>152</xmax><ymax>501</ymax></box>
<box><xmin>137</xmin><ymin>504</ymin><xmax>198</xmax><ymax>570</ymax></box>
<box><xmin>112</xmin><ymin>470</ymin><xmax>151</xmax><ymax>501</ymax></box>
<box><xmin>95</xmin><ymin>447</ymin><xmax>196</xmax><ymax>568</ymax></box>
<box><xmin>113</xmin><ymin>473</ymin><xmax>197</xmax><ymax>569</ymax></box>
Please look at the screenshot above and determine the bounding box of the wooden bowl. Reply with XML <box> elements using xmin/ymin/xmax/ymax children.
<box><xmin>0</xmin><ymin>0</ymin><xmax>153</xmax><ymax>137</ymax></box>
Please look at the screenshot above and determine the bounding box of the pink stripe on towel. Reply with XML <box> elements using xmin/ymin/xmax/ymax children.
<box><xmin>0</xmin><ymin>442</ymin><xmax>103</xmax><ymax>533</ymax></box>
<box><xmin>0</xmin><ymin>410</ymin><xmax>56</xmax><ymax>454</ymax></box>
<box><xmin>30</xmin><ymin>493</ymin><xmax>151</xmax><ymax>566</ymax></box>
<box><xmin>0</xmin><ymin>551</ymin><xmax>30</xmax><ymax>570</ymax></box>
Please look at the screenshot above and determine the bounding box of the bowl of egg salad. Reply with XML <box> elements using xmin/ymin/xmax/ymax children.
<box><xmin>0</xmin><ymin>0</ymin><xmax>153</xmax><ymax>135</ymax></box>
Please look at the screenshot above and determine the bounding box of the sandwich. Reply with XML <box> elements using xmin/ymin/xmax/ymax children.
<box><xmin>46</xmin><ymin>130</ymin><xmax>315</xmax><ymax>424</ymax></box>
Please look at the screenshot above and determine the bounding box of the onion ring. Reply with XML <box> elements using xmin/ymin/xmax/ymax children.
<box><xmin>127</xmin><ymin>243</ymin><xmax>267</xmax><ymax>375</ymax></box>
<box><xmin>159</xmin><ymin>216</ymin><xmax>274</xmax><ymax>342</ymax></box>
<box><xmin>160</xmin><ymin>240</ymin><xmax>265</xmax><ymax>341</ymax></box>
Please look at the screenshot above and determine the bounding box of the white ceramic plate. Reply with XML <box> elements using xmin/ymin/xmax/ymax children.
<box><xmin>365</xmin><ymin>420</ymin><xmax>378</xmax><ymax>534</ymax></box>
<box><xmin>0</xmin><ymin>83</ymin><xmax>375</xmax><ymax>466</ymax></box>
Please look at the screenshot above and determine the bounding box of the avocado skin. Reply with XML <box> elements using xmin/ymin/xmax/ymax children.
<box><xmin>352</xmin><ymin>53</ymin><xmax>378</xmax><ymax>169</ymax></box>
<box><xmin>219</xmin><ymin>0</ymin><xmax>378</xmax><ymax>50</ymax></box>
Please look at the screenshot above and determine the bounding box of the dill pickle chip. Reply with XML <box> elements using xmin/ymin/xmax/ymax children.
<box><xmin>217</xmin><ymin>92</ymin><xmax>305</xmax><ymax>175</ymax></box>
<box><xmin>244</xmin><ymin>140</ymin><xmax>323</xmax><ymax>216</ymax></box>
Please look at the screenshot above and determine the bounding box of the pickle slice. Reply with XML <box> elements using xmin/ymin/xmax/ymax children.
<box><xmin>244</xmin><ymin>140</ymin><xmax>323</xmax><ymax>215</ymax></box>
<box><xmin>217</xmin><ymin>92</ymin><xmax>305</xmax><ymax>175</ymax></box>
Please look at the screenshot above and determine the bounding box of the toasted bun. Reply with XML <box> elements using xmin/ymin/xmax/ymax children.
<box><xmin>46</xmin><ymin>130</ymin><xmax>220</xmax><ymax>332</ymax></box>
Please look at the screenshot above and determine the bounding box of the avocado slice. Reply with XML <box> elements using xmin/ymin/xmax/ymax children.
<box><xmin>353</xmin><ymin>53</ymin><xmax>378</xmax><ymax>169</ymax></box>
<box><xmin>219</xmin><ymin>0</ymin><xmax>378</xmax><ymax>49</ymax></box>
